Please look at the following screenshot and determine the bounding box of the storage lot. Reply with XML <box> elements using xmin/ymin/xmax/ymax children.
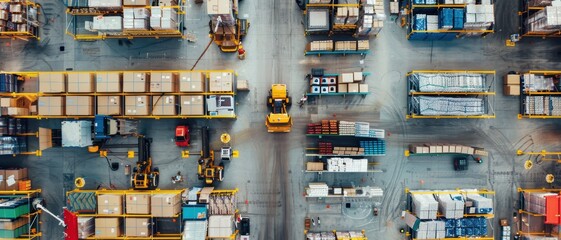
<box><xmin>1</xmin><ymin>0</ymin><xmax>561</xmax><ymax>239</ymax></box>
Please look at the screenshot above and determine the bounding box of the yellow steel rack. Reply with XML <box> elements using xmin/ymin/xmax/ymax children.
<box><xmin>0</xmin><ymin>0</ymin><xmax>40</xmax><ymax>41</ymax></box>
<box><xmin>66</xmin><ymin>189</ymin><xmax>184</xmax><ymax>240</ymax></box>
<box><xmin>518</xmin><ymin>70</ymin><xmax>561</xmax><ymax>119</ymax></box>
<box><xmin>65</xmin><ymin>1</ymin><xmax>186</xmax><ymax>41</ymax></box>
<box><xmin>516</xmin><ymin>188</ymin><xmax>561</xmax><ymax>237</ymax></box>
<box><xmin>518</xmin><ymin>1</ymin><xmax>561</xmax><ymax>39</ymax></box>
<box><xmin>406</xmin><ymin>70</ymin><xmax>496</xmax><ymax>119</ymax></box>
<box><xmin>304</xmin><ymin>229</ymin><xmax>367</xmax><ymax>240</ymax></box>
<box><xmin>1</xmin><ymin>70</ymin><xmax>237</xmax><ymax>119</ymax></box>
<box><xmin>302</xmin><ymin>1</ymin><xmax>362</xmax><ymax>37</ymax></box>
<box><xmin>0</xmin><ymin>189</ymin><xmax>42</xmax><ymax>240</ymax></box>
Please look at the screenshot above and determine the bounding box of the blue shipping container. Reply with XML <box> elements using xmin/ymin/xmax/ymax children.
<box><xmin>453</xmin><ymin>9</ymin><xmax>465</xmax><ymax>29</ymax></box>
<box><xmin>182</xmin><ymin>205</ymin><xmax>208</xmax><ymax>220</ymax></box>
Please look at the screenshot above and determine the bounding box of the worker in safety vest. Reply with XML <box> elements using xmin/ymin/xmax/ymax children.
<box><xmin>238</xmin><ymin>42</ymin><xmax>246</xmax><ymax>60</ymax></box>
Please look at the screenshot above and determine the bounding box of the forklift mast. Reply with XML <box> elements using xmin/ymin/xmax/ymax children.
<box><xmin>201</xmin><ymin>126</ymin><xmax>210</xmax><ymax>159</ymax></box>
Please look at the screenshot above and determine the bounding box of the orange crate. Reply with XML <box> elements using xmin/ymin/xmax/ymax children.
<box><xmin>18</xmin><ymin>180</ymin><xmax>31</xmax><ymax>191</ymax></box>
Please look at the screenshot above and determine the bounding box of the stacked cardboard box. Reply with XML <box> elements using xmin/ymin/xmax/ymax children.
<box><xmin>408</xmin><ymin>144</ymin><xmax>488</xmax><ymax>156</ymax></box>
<box><xmin>523</xmin><ymin>192</ymin><xmax>556</xmax><ymax>215</ymax></box>
<box><xmin>180</xmin><ymin>95</ymin><xmax>204</xmax><ymax>115</ymax></box>
<box><xmin>38</xmin><ymin>73</ymin><xmax>65</xmax><ymax>93</ymax></box>
<box><xmin>38</xmin><ymin>97</ymin><xmax>64</xmax><ymax>116</ymax></box>
<box><xmin>67</xmin><ymin>73</ymin><xmax>94</xmax><ymax>93</ymax></box>
<box><xmin>0</xmin><ymin>217</ymin><xmax>28</xmax><ymax>236</ymax></box>
<box><xmin>96</xmin><ymin>72</ymin><xmax>121</xmax><ymax>92</ymax></box>
<box><xmin>97</xmin><ymin>96</ymin><xmax>122</xmax><ymax>115</ymax></box>
<box><xmin>124</xmin><ymin>0</ymin><xmax>150</xmax><ymax>5</ymax></box>
<box><xmin>465</xmin><ymin>190</ymin><xmax>494</xmax><ymax>214</ymax></box>
<box><xmin>78</xmin><ymin>217</ymin><xmax>95</xmax><ymax>239</ymax></box>
<box><xmin>98</xmin><ymin>194</ymin><xmax>123</xmax><ymax>215</ymax></box>
<box><xmin>95</xmin><ymin>218</ymin><xmax>121</xmax><ymax>238</ymax></box>
<box><xmin>125</xmin><ymin>96</ymin><xmax>149</xmax><ymax>116</ymax></box>
<box><xmin>335</xmin><ymin>7</ymin><xmax>348</xmax><ymax>24</ymax></box>
<box><xmin>92</xmin><ymin>16</ymin><xmax>123</xmax><ymax>32</ymax></box>
<box><xmin>306</xmin><ymin>162</ymin><xmax>324</xmax><ymax>171</ymax></box>
<box><xmin>306</xmin><ymin>182</ymin><xmax>329</xmax><ymax>197</ymax></box>
<box><xmin>66</xmin><ymin>96</ymin><xmax>93</xmax><ymax>116</ymax></box>
<box><xmin>306</xmin><ymin>40</ymin><xmax>334</xmax><ymax>51</ymax></box>
<box><xmin>123</xmin><ymin>72</ymin><xmax>148</xmax><ymax>92</ymax></box>
<box><xmin>124</xmin><ymin>8</ymin><xmax>150</xmax><ymax>30</ymax></box>
<box><xmin>208</xmin><ymin>215</ymin><xmax>234</xmax><ymax>238</ymax></box>
<box><xmin>125</xmin><ymin>218</ymin><xmax>150</xmax><ymax>237</ymax></box>
<box><xmin>464</xmin><ymin>3</ymin><xmax>495</xmax><ymax>30</ymax></box>
<box><xmin>326</xmin><ymin>158</ymin><xmax>368</xmax><ymax>172</ymax></box>
<box><xmin>331</xmin><ymin>147</ymin><xmax>364</xmax><ymax>156</ymax></box>
<box><xmin>150</xmin><ymin>72</ymin><xmax>176</xmax><ymax>92</ymax></box>
<box><xmin>357</xmin><ymin>40</ymin><xmax>370</xmax><ymax>50</ymax></box>
<box><xmin>318</xmin><ymin>142</ymin><xmax>333</xmax><ymax>154</ymax></box>
<box><xmin>209</xmin><ymin>72</ymin><xmax>233</xmax><ymax>92</ymax></box>
<box><xmin>179</xmin><ymin>72</ymin><xmax>204</xmax><ymax>92</ymax></box>
<box><xmin>503</xmin><ymin>74</ymin><xmax>520</xmax><ymax>96</ymax></box>
<box><xmin>152</xmin><ymin>95</ymin><xmax>176</xmax><ymax>115</ymax></box>
<box><xmin>1</xmin><ymin>168</ymin><xmax>28</xmax><ymax>191</ymax></box>
<box><xmin>435</xmin><ymin>193</ymin><xmax>464</xmax><ymax>219</ymax></box>
<box><xmin>207</xmin><ymin>0</ymin><xmax>235</xmax><ymax>25</ymax></box>
<box><xmin>126</xmin><ymin>194</ymin><xmax>150</xmax><ymax>214</ymax></box>
<box><xmin>412</xmin><ymin>194</ymin><xmax>439</xmax><ymax>219</ymax></box>
<box><xmin>151</xmin><ymin>193</ymin><xmax>181</xmax><ymax>217</ymax></box>
<box><xmin>334</xmin><ymin>41</ymin><xmax>357</xmax><ymax>51</ymax></box>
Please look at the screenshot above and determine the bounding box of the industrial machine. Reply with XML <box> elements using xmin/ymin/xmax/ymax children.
<box><xmin>93</xmin><ymin>115</ymin><xmax>138</xmax><ymax>140</ymax></box>
<box><xmin>175</xmin><ymin>125</ymin><xmax>190</xmax><ymax>147</ymax></box>
<box><xmin>131</xmin><ymin>136</ymin><xmax>160</xmax><ymax>190</ymax></box>
<box><xmin>266</xmin><ymin>84</ymin><xmax>293</xmax><ymax>133</ymax></box>
<box><xmin>207</xmin><ymin>0</ymin><xmax>249</xmax><ymax>52</ymax></box>
<box><xmin>197</xmin><ymin>126</ymin><xmax>233</xmax><ymax>185</ymax></box>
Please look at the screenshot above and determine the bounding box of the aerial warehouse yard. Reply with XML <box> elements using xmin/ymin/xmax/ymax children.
<box><xmin>0</xmin><ymin>0</ymin><xmax>560</xmax><ymax>239</ymax></box>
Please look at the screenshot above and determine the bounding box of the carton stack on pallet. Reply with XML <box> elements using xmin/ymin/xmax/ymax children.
<box><xmin>332</xmin><ymin>147</ymin><xmax>364</xmax><ymax>156</ymax></box>
<box><xmin>306</xmin><ymin>182</ymin><xmax>329</xmax><ymax>197</ymax></box>
<box><xmin>523</xmin><ymin>192</ymin><xmax>557</xmax><ymax>214</ymax></box>
<box><xmin>327</xmin><ymin>158</ymin><xmax>368</xmax><ymax>172</ymax></box>
<box><xmin>306</xmin><ymin>231</ymin><xmax>335</xmax><ymax>240</ymax></box>
<box><xmin>435</xmin><ymin>193</ymin><xmax>464</xmax><ymax>219</ymax></box>
<box><xmin>338</xmin><ymin>121</ymin><xmax>356</xmax><ymax>136</ymax></box>
<box><xmin>306</xmin><ymin>123</ymin><xmax>323</xmax><ymax>134</ymax></box>
<box><xmin>305</xmin><ymin>40</ymin><xmax>334</xmax><ymax>52</ymax></box>
<box><xmin>335</xmin><ymin>41</ymin><xmax>357</xmax><ymax>51</ymax></box>
<box><xmin>465</xmin><ymin>192</ymin><xmax>493</xmax><ymax>214</ymax></box>
<box><xmin>415</xmin><ymin>221</ymin><xmax>446</xmax><ymax>239</ymax></box>
<box><xmin>408</xmin><ymin>144</ymin><xmax>488</xmax><ymax>156</ymax></box>
<box><xmin>444</xmin><ymin>218</ymin><xmax>488</xmax><ymax>238</ymax></box>
<box><xmin>359</xmin><ymin>140</ymin><xmax>386</xmax><ymax>155</ymax></box>
<box><xmin>358</xmin><ymin>0</ymin><xmax>384</xmax><ymax>36</ymax></box>
<box><xmin>0</xmin><ymin>198</ymin><xmax>31</xmax><ymax>238</ymax></box>
<box><xmin>318</xmin><ymin>142</ymin><xmax>333</xmax><ymax>155</ymax></box>
<box><xmin>0</xmin><ymin>168</ymin><xmax>29</xmax><ymax>191</ymax></box>
<box><xmin>504</xmin><ymin>74</ymin><xmax>520</xmax><ymax>96</ymax></box>
<box><xmin>320</xmin><ymin>120</ymin><xmax>338</xmax><ymax>134</ymax></box>
<box><xmin>354</xmin><ymin>122</ymin><xmax>370</xmax><ymax>136</ymax></box>
<box><xmin>306</xmin><ymin>162</ymin><xmax>324</xmax><ymax>171</ymax></box>
<box><xmin>77</xmin><ymin>217</ymin><xmax>95</xmax><ymax>239</ymax></box>
<box><xmin>527</xmin><ymin>3</ymin><xmax>561</xmax><ymax>33</ymax></box>
<box><xmin>412</xmin><ymin>194</ymin><xmax>438</xmax><ymax>220</ymax></box>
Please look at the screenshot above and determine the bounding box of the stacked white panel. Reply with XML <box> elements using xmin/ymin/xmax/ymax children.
<box><xmin>465</xmin><ymin>3</ymin><xmax>495</xmax><ymax>30</ymax></box>
<box><xmin>412</xmin><ymin>194</ymin><xmax>438</xmax><ymax>220</ymax></box>
<box><xmin>307</xmin><ymin>182</ymin><xmax>329</xmax><ymax>197</ymax></box>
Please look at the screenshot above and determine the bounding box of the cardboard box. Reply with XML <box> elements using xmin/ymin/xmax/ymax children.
<box><xmin>348</xmin><ymin>83</ymin><xmax>359</xmax><ymax>93</ymax></box>
<box><xmin>504</xmin><ymin>85</ymin><xmax>520</xmax><ymax>96</ymax></box>
<box><xmin>7</xmin><ymin>107</ymin><xmax>29</xmax><ymax>116</ymax></box>
<box><xmin>5</xmin><ymin>168</ymin><xmax>26</xmax><ymax>191</ymax></box>
<box><xmin>123</xmin><ymin>0</ymin><xmax>150</xmax><ymax>5</ymax></box>
<box><xmin>150</xmin><ymin>72</ymin><xmax>176</xmax><ymax>92</ymax></box>
<box><xmin>125</xmin><ymin>218</ymin><xmax>150</xmax><ymax>237</ymax></box>
<box><xmin>39</xmin><ymin>73</ymin><xmax>65</xmax><ymax>93</ymax></box>
<box><xmin>123</xmin><ymin>72</ymin><xmax>148</xmax><ymax>92</ymax></box>
<box><xmin>125</xmin><ymin>96</ymin><xmax>149</xmax><ymax>116</ymax></box>
<box><xmin>180</xmin><ymin>95</ymin><xmax>204</xmax><ymax>115</ymax></box>
<box><xmin>306</xmin><ymin>162</ymin><xmax>324</xmax><ymax>171</ymax></box>
<box><xmin>126</xmin><ymin>194</ymin><xmax>150</xmax><ymax>214</ymax></box>
<box><xmin>66</xmin><ymin>96</ymin><xmax>93</xmax><ymax>116</ymax></box>
<box><xmin>98</xmin><ymin>194</ymin><xmax>123</xmax><ymax>215</ymax></box>
<box><xmin>209</xmin><ymin>72</ymin><xmax>233</xmax><ymax>92</ymax></box>
<box><xmin>97</xmin><ymin>96</ymin><xmax>121</xmax><ymax>115</ymax></box>
<box><xmin>337</xmin><ymin>83</ymin><xmax>347</xmax><ymax>93</ymax></box>
<box><xmin>179</xmin><ymin>72</ymin><xmax>204</xmax><ymax>92</ymax></box>
<box><xmin>0</xmin><ymin>170</ymin><xmax>6</xmax><ymax>190</ymax></box>
<box><xmin>504</xmin><ymin>74</ymin><xmax>520</xmax><ymax>85</ymax></box>
<box><xmin>340</xmin><ymin>73</ymin><xmax>354</xmax><ymax>83</ymax></box>
<box><xmin>151</xmin><ymin>194</ymin><xmax>181</xmax><ymax>217</ymax></box>
<box><xmin>207</xmin><ymin>0</ymin><xmax>232</xmax><ymax>15</ymax></box>
<box><xmin>78</xmin><ymin>217</ymin><xmax>95</xmax><ymax>239</ymax></box>
<box><xmin>0</xmin><ymin>98</ymin><xmax>16</xmax><ymax>107</ymax></box>
<box><xmin>38</xmin><ymin>97</ymin><xmax>64</xmax><ymax>116</ymax></box>
<box><xmin>0</xmin><ymin>217</ymin><xmax>27</xmax><ymax>230</ymax></box>
<box><xmin>96</xmin><ymin>72</ymin><xmax>121</xmax><ymax>92</ymax></box>
<box><xmin>152</xmin><ymin>96</ymin><xmax>176</xmax><ymax>115</ymax></box>
<box><xmin>95</xmin><ymin>218</ymin><xmax>121</xmax><ymax>238</ymax></box>
<box><xmin>359</xmin><ymin>84</ymin><xmax>368</xmax><ymax>93</ymax></box>
<box><xmin>67</xmin><ymin>73</ymin><xmax>94</xmax><ymax>93</ymax></box>
<box><xmin>353</xmin><ymin>72</ymin><xmax>363</xmax><ymax>81</ymax></box>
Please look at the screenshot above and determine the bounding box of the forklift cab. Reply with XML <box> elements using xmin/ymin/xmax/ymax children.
<box><xmin>175</xmin><ymin>125</ymin><xmax>190</xmax><ymax>147</ymax></box>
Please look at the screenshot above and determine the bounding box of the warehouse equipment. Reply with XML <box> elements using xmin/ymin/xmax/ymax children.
<box><xmin>0</xmin><ymin>70</ymin><xmax>238</xmax><ymax>119</ymax></box>
<box><xmin>305</xmin><ymin>182</ymin><xmax>383</xmax><ymax>198</ymax></box>
<box><xmin>0</xmin><ymin>189</ymin><xmax>42</xmax><ymax>239</ymax></box>
<box><xmin>406</xmin><ymin>70</ymin><xmax>496</xmax><ymax>119</ymax></box>
<box><xmin>516</xmin><ymin>188</ymin><xmax>561</xmax><ymax>238</ymax></box>
<box><xmin>305</xmin><ymin>230</ymin><xmax>367</xmax><ymax>240</ymax></box>
<box><xmin>197</xmin><ymin>126</ymin><xmax>233</xmax><ymax>185</ymax></box>
<box><xmin>266</xmin><ymin>84</ymin><xmax>293</xmax><ymax>133</ymax></box>
<box><xmin>519</xmin><ymin>0</ymin><xmax>561</xmax><ymax>38</ymax></box>
<box><xmin>131</xmin><ymin>136</ymin><xmax>159</xmax><ymax>190</ymax></box>
<box><xmin>175</xmin><ymin>125</ymin><xmax>190</xmax><ymax>147</ymax></box>
<box><xmin>93</xmin><ymin>115</ymin><xmax>138</xmax><ymax>140</ymax></box>
<box><xmin>305</xmin><ymin>40</ymin><xmax>371</xmax><ymax>56</ymax></box>
<box><xmin>207</xmin><ymin>0</ymin><xmax>249</xmax><ymax>52</ymax></box>
<box><xmin>0</xmin><ymin>1</ymin><xmax>40</xmax><ymax>40</ymax></box>
<box><xmin>404</xmin><ymin>189</ymin><xmax>494</xmax><ymax>240</ymax></box>
<box><xmin>401</xmin><ymin>0</ymin><xmax>495</xmax><ymax>40</ymax></box>
<box><xmin>306</xmin><ymin>70</ymin><xmax>371</xmax><ymax>97</ymax></box>
<box><xmin>64</xmin><ymin>0</ymin><xmax>185</xmax><ymax>40</ymax></box>
<box><xmin>517</xmin><ymin>71</ymin><xmax>561</xmax><ymax>119</ymax></box>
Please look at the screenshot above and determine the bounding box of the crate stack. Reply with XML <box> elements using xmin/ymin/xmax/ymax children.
<box><xmin>526</xmin><ymin>3</ymin><xmax>561</xmax><ymax>33</ymax></box>
<box><xmin>321</xmin><ymin>120</ymin><xmax>338</xmax><ymax>134</ymax></box>
<box><xmin>444</xmin><ymin>217</ymin><xmax>488</xmax><ymax>238</ymax></box>
<box><xmin>357</xmin><ymin>0</ymin><xmax>384</xmax><ymax>36</ymax></box>
<box><xmin>503</xmin><ymin>74</ymin><xmax>521</xmax><ymax>96</ymax></box>
<box><xmin>464</xmin><ymin>2</ymin><xmax>495</xmax><ymax>34</ymax></box>
<box><xmin>338</xmin><ymin>121</ymin><xmax>356</xmax><ymax>136</ymax></box>
<box><xmin>412</xmin><ymin>194</ymin><xmax>439</xmax><ymax>220</ymax></box>
<box><xmin>0</xmin><ymin>1</ymin><xmax>38</xmax><ymax>35</ymax></box>
<box><xmin>435</xmin><ymin>193</ymin><xmax>464</xmax><ymax>219</ymax></box>
<box><xmin>0</xmin><ymin>198</ymin><xmax>31</xmax><ymax>238</ymax></box>
<box><xmin>306</xmin><ymin>182</ymin><xmax>329</xmax><ymax>197</ymax></box>
<box><xmin>306</xmin><ymin>40</ymin><xmax>370</xmax><ymax>54</ymax></box>
<box><xmin>318</xmin><ymin>142</ymin><xmax>333</xmax><ymax>155</ymax></box>
<box><xmin>331</xmin><ymin>147</ymin><xmax>364</xmax><ymax>156</ymax></box>
<box><xmin>465</xmin><ymin>192</ymin><xmax>493</xmax><ymax>214</ymax></box>
<box><xmin>326</xmin><ymin>158</ymin><xmax>368</xmax><ymax>172</ymax></box>
<box><xmin>306</xmin><ymin>231</ymin><xmax>336</xmax><ymax>240</ymax></box>
<box><xmin>359</xmin><ymin>140</ymin><xmax>386</xmax><ymax>155</ymax></box>
<box><xmin>306</xmin><ymin>123</ymin><xmax>323</xmax><ymax>134</ymax></box>
<box><xmin>523</xmin><ymin>192</ymin><xmax>557</xmax><ymax>215</ymax></box>
<box><xmin>354</xmin><ymin>122</ymin><xmax>370</xmax><ymax>136</ymax></box>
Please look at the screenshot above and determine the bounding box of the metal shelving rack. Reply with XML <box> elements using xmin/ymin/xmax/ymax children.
<box><xmin>402</xmin><ymin>1</ymin><xmax>494</xmax><ymax>40</ymax></box>
<box><xmin>305</xmin><ymin>72</ymin><xmax>371</xmax><ymax>97</ymax></box>
<box><xmin>0</xmin><ymin>70</ymin><xmax>237</xmax><ymax>119</ymax></box>
<box><xmin>404</xmin><ymin>188</ymin><xmax>495</xmax><ymax>240</ymax></box>
<box><xmin>518</xmin><ymin>71</ymin><xmax>561</xmax><ymax>119</ymax></box>
<box><xmin>0</xmin><ymin>189</ymin><xmax>42</xmax><ymax>240</ymax></box>
<box><xmin>406</xmin><ymin>70</ymin><xmax>496</xmax><ymax>119</ymax></box>
<box><xmin>196</xmin><ymin>188</ymin><xmax>239</xmax><ymax>240</ymax></box>
<box><xmin>0</xmin><ymin>0</ymin><xmax>40</xmax><ymax>40</ymax></box>
<box><xmin>303</xmin><ymin>1</ymin><xmax>361</xmax><ymax>37</ymax></box>
<box><xmin>65</xmin><ymin>189</ymin><xmax>184</xmax><ymax>240</ymax></box>
<box><xmin>516</xmin><ymin>188</ymin><xmax>561</xmax><ymax>238</ymax></box>
<box><xmin>64</xmin><ymin>0</ymin><xmax>185</xmax><ymax>41</ymax></box>
<box><xmin>518</xmin><ymin>0</ymin><xmax>561</xmax><ymax>38</ymax></box>
<box><xmin>304</xmin><ymin>230</ymin><xmax>367</xmax><ymax>240</ymax></box>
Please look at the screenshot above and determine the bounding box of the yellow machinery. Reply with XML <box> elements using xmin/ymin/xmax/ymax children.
<box><xmin>266</xmin><ymin>84</ymin><xmax>293</xmax><ymax>133</ymax></box>
<box><xmin>207</xmin><ymin>0</ymin><xmax>249</xmax><ymax>52</ymax></box>
<box><xmin>131</xmin><ymin>136</ymin><xmax>160</xmax><ymax>190</ymax></box>
<box><xmin>197</xmin><ymin>126</ymin><xmax>234</xmax><ymax>185</ymax></box>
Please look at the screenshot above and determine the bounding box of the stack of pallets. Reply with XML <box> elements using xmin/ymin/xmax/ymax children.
<box><xmin>318</xmin><ymin>142</ymin><xmax>333</xmax><ymax>155</ymax></box>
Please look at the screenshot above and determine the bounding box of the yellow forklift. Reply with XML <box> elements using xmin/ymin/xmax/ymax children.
<box><xmin>207</xmin><ymin>0</ymin><xmax>249</xmax><ymax>52</ymax></box>
<box><xmin>266</xmin><ymin>84</ymin><xmax>293</xmax><ymax>133</ymax></box>
<box><xmin>197</xmin><ymin>126</ymin><xmax>233</xmax><ymax>185</ymax></box>
<box><xmin>130</xmin><ymin>136</ymin><xmax>160</xmax><ymax>190</ymax></box>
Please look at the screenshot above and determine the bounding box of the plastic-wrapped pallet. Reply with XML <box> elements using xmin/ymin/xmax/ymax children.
<box><xmin>439</xmin><ymin>9</ymin><xmax>453</xmax><ymax>29</ymax></box>
<box><xmin>369</xmin><ymin>129</ymin><xmax>385</xmax><ymax>138</ymax></box>
<box><xmin>418</xmin><ymin>96</ymin><xmax>484</xmax><ymax>116</ymax></box>
<box><xmin>414</xmin><ymin>73</ymin><xmax>486</xmax><ymax>92</ymax></box>
<box><xmin>463</xmin><ymin>190</ymin><xmax>493</xmax><ymax>214</ymax></box>
<box><xmin>307</xmin><ymin>182</ymin><xmax>329</xmax><ymax>197</ymax></box>
<box><xmin>338</xmin><ymin>121</ymin><xmax>356</xmax><ymax>136</ymax></box>
<box><xmin>354</xmin><ymin>122</ymin><xmax>370</xmax><ymax>136</ymax></box>
<box><xmin>523</xmin><ymin>192</ymin><xmax>557</xmax><ymax>214</ymax></box>
<box><xmin>415</xmin><ymin>14</ymin><xmax>427</xmax><ymax>30</ymax></box>
<box><xmin>412</xmin><ymin>193</ymin><xmax>438</xmax><ymax>220</ymax></box>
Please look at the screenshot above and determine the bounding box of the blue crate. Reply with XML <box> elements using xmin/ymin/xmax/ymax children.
<box><xmin>465</xmin><ymin>227</ymin><xmax>474</xmax><ymax>236</ymax></box>
<box><xmin>439</xmin><ymin>8</ymin><xmax>453</xmax><ymax>29</ymax></box>
<box><xmin>453</xmin><ymin>9</ymin><xmax>464</xmax><ymax>29</ymax></box>
<box><xmin>359</xmin><ymin>140</ymin><xmax>386</xmax><ymax>155</ymax></box>
<box><xmin>455</xmin><ymin>227</ymin><xmax>463</xmax><ymax>237</ymax></box>
<box><xmin>480</xmin><ymin>217</ymin><xmax>488</xmax><ymax>227</ymax></box>
<box><xmin>445</xmin><ymin>219</ymin><xmax>455</xmax><ymax>228</ymax></box>
<box><xmin>445</xmin><ymin>228</ymin><xmax>455</xmax><ymax>238</ymax></box>
<box><xmin>425</xmin><ymin>0</ymin><xmax>437</xmax><ymax>3</ymax></box>
<box><xmin>480</xmin><ymin>226</ymin><xmax>488</xmax><ymax>236</ymax></box>
<box><xmin>413</xmin><ymin>0</ymin><xmax>426</xmax><ymax>4</ymax></box>
<box><xmin>476</xmin><ymin>207</ymin><xmax>492</xmax><ymax>214</ymax></box>
<box><xmin>455</xmin><ymin>219</ymin><xmax>461</xmax><ymax>228</ymax></box>
<box><xmin>414</xmin><ymin>14</ymin><xmax>427</xmax><ymax>31</ymax></box>
<box><xmin>473</xmin><ymin>227</ymin><xmax>481</xmax><ymax>236</ymax></box>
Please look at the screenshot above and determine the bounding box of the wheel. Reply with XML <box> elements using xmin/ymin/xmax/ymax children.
<box><xmin>198</xmin><ymin>174</ymin><xmax>204</xmax><ymax>180</ymax></box>
<box><xmin>296</xmin><ymin>0</ymin><xmax>305</xmax><ymax>10</ymax></box>
<box><xmin>130</xmin><ymin>176</ymin><xmax>135</xmax><ymax>188</ymax></box>
<box><xmin>153</xmin><ymin>174</ymin><xmax>159</xmax><ymax>188</ymax></box>
<box><xmin>287</xmin><ymin>97</ymin><xmax>292</xmax><ymax>106</ymax></box>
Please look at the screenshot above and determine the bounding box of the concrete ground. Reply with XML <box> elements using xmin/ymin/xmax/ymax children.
<box><xmin>1</xmin><ymin>0</ymin><xmax>561</xmax><ymax>239</ymax></box>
